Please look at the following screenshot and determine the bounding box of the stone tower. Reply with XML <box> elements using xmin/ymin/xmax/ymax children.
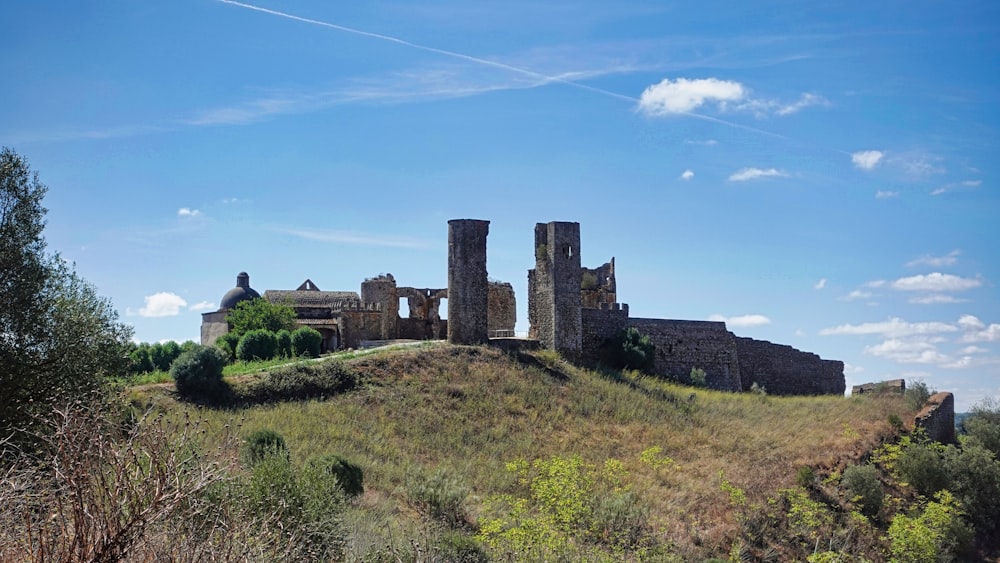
<box><xmin>447</xmin><ymin>219</ymin><xmax>490</xmax><ymax>344</ymax></box>
<box><xmin>361</xmin><ymin>274</ymin><xmax>398</xmax><ymax>340</ymax></box>
<box><xmin>528</xmin><ymin>221</ymin><xmax>582</xmax><ymax>357</ymax></box>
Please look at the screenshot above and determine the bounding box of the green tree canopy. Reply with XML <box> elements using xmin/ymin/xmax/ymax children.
<box><xmin>1</xmin><ymin>147</ymin><xmax>133</xmax><ymax>444</ymax></box>
<box><xmin>225</xmin><ymin>298</ymin><xmax>297</xmax><ymax>337</ymax></box>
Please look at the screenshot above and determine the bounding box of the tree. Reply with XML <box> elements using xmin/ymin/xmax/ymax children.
<box><xmin>1</xmin><ymin>147</ymin><xmax>132</xmax><ymax>443</ymax></box>
<box><xmin>225</xmin><ymin>298</ymin><xmax>296</xmax><ymax>337</ymax></box>
<box><xmin>598</xmin><ymin>327</ymin><xmax>655</xmax><ymax>374</ymax></box>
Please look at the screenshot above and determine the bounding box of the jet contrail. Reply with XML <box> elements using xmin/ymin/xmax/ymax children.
<box><xmin>216</xmin><ymin>0</ymin><xmax>791</xmax><ymax>141</ymax></box>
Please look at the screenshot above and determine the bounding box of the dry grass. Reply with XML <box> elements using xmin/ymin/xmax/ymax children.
<box><xmin>133</xmin><ymin>344</ymin><xmax>914</xmax><ymax>559</ymax></box>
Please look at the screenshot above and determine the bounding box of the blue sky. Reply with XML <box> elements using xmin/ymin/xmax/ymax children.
<box><xmin>2</xmin><ymin>1</ymin><xmax>997</xmax><ymax>410</ymax></box>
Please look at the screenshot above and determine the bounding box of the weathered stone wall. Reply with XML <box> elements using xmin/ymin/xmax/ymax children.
<box><xmin>200</xmin><ymin>311</ymin><xmax>229</xmax><ymax>346</ymax></box>
<box><xmin>398</xmin><ymin>318</ymin><xmax>447</xmax><ymax>340</ymax></box>
<box><xmin>398</xmin><ymin>287</ymin><xmax>447</xmax><ymax>321</ymax></box>
<box><xmin>580</xmin><ymin>304</ymin><xmax>630</xmax><ymax>363</ymax></box>
<box><xmin>852</xmin><ymin>379</ymin><xmax>905</xmax><ymax>396</ymax></box>
<box><xmin>447</xmin><ymin>219</ymin><xmax>490</xmax><ymax>345</ymax></box>
<box><xmin>528</xmin><ymin>222</ymin><xmax>582</xmax><ymax>357</ymax></box>
<box><xmin>735</xmin><ymin>337</ymin><xmax>846</xmax><ymax>395</ymax></box>
<box><xmin>361</xmin><ymin>274</ymin><xmax>398</xmax><ymax>340</ymax></box>
<box><xmin>581</xmin><ymin>258</ymin><xmax>617</xmax><ymax>309</ymax></box>
<box><xmin>339</xmin><ymin>307</ymin><xmax>385</xmax><ymax>349</ymax></box>
<box><xmin>488</xmin><ymin>281</ymin><xmax>517</xmax><ymax>335</ymax></box>
<box><xmin>915</xmin><ymin>392</ymin><xmax>956</xmax><ymax>444</ymax></box>
<box><xmin>627</xmin><ymin>318</ymin><xmax>741</xmax><ymax>391</ymax></box>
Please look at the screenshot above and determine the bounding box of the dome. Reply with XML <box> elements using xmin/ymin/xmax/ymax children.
<box><xmin>220</xmin><ymin>271</ymin><xmax>261</xmax><ymax>310</ymax></box>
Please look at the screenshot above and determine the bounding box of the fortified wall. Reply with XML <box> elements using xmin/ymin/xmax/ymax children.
<box><xmin>529</xmin><ymin>220</ymin><xmax>846</xmax><ymax>396</ymax></box>
<box><xmin>915</xmin><ymin>392</ymin><xmax>956</xmax><ymax>444</ymax></box>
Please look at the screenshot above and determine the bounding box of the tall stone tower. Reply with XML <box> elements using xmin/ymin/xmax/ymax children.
<box><xmin>447</xmin><ymin>219</ymin><xmax>490</xmax><ymax>344</ymax></box>
<box><xmin>528</xmin><ymin>221</ymin><xmax>582</xmax><ymax>357</ymax></box>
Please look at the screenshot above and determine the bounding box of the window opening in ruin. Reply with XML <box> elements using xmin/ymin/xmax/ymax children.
<box><xmin>566</xmin><ymin>246</ymin><xmax>573</xmax><ymax>258</ymax></box>
<box><xmin>399</xmin><ymin>297</ymin><xmax>409</xmax><ymax>318</ymax></box>
<box><xmin>438</xmin><ymin>297</ymin><xmax>448</xmax><ymax>320</ymax></box>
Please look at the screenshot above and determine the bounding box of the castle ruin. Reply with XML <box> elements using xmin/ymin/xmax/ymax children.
<box><xmin>202</xmin><ymin>218</ymin><xmax>845</xmax><ymax>396</ymax></box>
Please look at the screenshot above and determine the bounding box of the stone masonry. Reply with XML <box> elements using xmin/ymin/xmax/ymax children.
<box><xmin>915</xmin><ymin>392</ymin><xmax>956</xmax><ymax>444</ymax></box>
<box><xmin>629</xmin><ymin>319</ymin><xmax>742</xmax><ymax>391</ymax></box>
<box><xmin>488</xmin><ymin>281</ymin><xmax>517</xmax><ymax>335</ymax></box>
<box><xmin>447</xmin><ymin>219</ymin><xmax>490</xmax><ymax>345</ymax></box>
<box><xmin>528</xmin><ymin>222</ymin><xmax>583</xmax><ymax>358</ymax></box>
<box><xmin>735</xmin><ymin>337</ymin><xmax>846</xmax><ymax>395</ymax></box>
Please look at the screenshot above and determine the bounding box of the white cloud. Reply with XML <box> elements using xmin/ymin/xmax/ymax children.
<box><xmin>178</xmin><ymin>207</ymin><xmax>202</xmax><ymax>217</ymax></box>
<box><xmin>851</xmin><ymin>150</ymin><xmax>884</xmax><ymax>170</ymax></box>
<box><xmin>683</xmin><ymin>139</ymin><xmax>718</xmax><ymax>146</ymax></box>
<box><xmin>774</xmin><ymin>93</ymin><xmax>829</xmax><ymax>116</ymax></box>
<box><xmin>728</xmin><ymin>167</ymin><xmax>788</xmax><ymax>182</ymax></box>
<box><xmin>908</xmin><ymin>294</ymin><xmax>968</xmax><ymax>305</ymax></box>
<box><xmin>958</xmin><ymin>315</ymin><xmax>985</xmax><ymax>330</ymax></box>
<box><xmin>814</xmin><ymin>278</ymin><xmax>827</xmax><ymax>290</ymax></box>
<box><xmin>931</xmin><ymin>179</ymin><xmax>982</xmax><ymax>196</ymax></box>
<box><xmin>708</xmin><ymin>314</ymin><xmax>772</xmax><ymax>327</ymax></box>
<box><xmin>864</xmin><ymin>338</ymin><xmax>948</xmax><ymax>364</ymax></box>
<box><xmin>820</xmin><ymin>317</ymin><xmax>957</xmax><ymax>338</ymax></box>
<box><xmin>891</xmin><ymin>152</ymin><xmax>945</xmax><ymax>180</ymax></box>
<box><xmin>875</xmin><ymin>190</ymin><xmax>899</xmax><ymax>199</ymax></box>
<box><xmin>906</xmin><ymin>250</ymin><xmax>960</xmax><ymax>268</ymax></box>
<box><xmin>960</xmin><ymin>315</ymin><xmax>1000</xmax><ymax>343</ymax></box>
<box><xmin>844</xmin><ymin>363</ymin><xmax>864</xmax><ymax>374</ymax></box>
<box><xmin>890</xmin><ymin>272</ymin><xmax>981</xmax><ymax>292</ymax></box>
<box><xmin>679</xmin><ymin>169</ymin><xmax>694</xmax><ymax>181</ymax></box>
<box><xmin>189</xmin><ymin>300</ymin><xmax>217</xmax><ymax>312</ymax></box>
<box><xmin>638</xmin><ymin>77</ymin><xmax>745</xmax><ymax>115</ymax></box>
<box><xmin>138</xmin><ymin>292</ymin><xmax>188</xmax><ymax>318</ymax></box>
<box><xmin>960</xmin><ymin>345</ymin><xmax>988</xmax><ymax>355</ymax></box>
<box><xmin>839</xmin><ymin>290</ymin><xmax>872</xmax><ymax>302</ymax></box>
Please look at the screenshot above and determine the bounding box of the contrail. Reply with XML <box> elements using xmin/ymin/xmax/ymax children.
<box><xmin>216</xmin><ymin>0</ymin><xmax>791</xmax><ymax>141</ymax></box>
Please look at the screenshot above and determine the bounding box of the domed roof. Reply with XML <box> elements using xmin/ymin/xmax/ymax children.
<box><xmin>220</xmin><ymin>271</ymin><xmax>261</xmax><ymax>310</ymax></box>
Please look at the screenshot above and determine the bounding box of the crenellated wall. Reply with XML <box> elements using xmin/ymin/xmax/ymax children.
<box><xmin>915</xmin><ymin>392</ymin><xmax>956</xmax><ymax>444</ymax></box>
<box><xmin>735</xmin><ymin>337</ymin><xmax>846</xmax><ymax>395</ymax></box>
<box><xmin>627</xmin><ymin>318</ymin><xmax>742</xmax><ymax>391</ymax></box>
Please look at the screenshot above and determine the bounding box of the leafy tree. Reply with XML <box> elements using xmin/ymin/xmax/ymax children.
<box><xmin>598</xmin><ymin>327</ymin><xmax>655</xmax><ymax>374</ymax></box>
<box><xmin>225</xmin><ymin>298</ymin><xmax>296</xmax><ymax>337</ymax></box>
<box><xmin>963</xmin><ymin>397</ymin><xmax>1000</xmax><ymax>457</ymax></box>
<box><xmin>171</xmin><ymin>345</ymin><xmax>228</xmax><ymax>401</ymax></box>
<box><xmin>1</xmin><ymin>148</ymin><xmax>132</xmax><ymax>443</ymax></box>
<box><xmin>129</xmin><ymin>343</ymin><xmax>155</xmax><ymax>375</ymax></box>
<box><xmin>236</xmin><ymin>329</ymin><xmax>278</xmax><ymax>361</ymax></box>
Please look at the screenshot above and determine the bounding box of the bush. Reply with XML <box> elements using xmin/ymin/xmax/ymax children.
<box><xmin>842</xmin><ymin>464</ymin><xmax>883</xmax><ymax>518</ymax></box>
<box><xmin>129</xmin><ymin>343</ymin><xmax>154</xmax><ymax>374</ymax></box>
<box><xmin>241</xmin><ymin>360</ymin><xmax>357</xmax><ymax>404</ymax></box>
<box><xmin>888</xmin><ymin>490</ymin><xmax>972</xmax><ymax>563</ymax></box>
<box><xmin>170</xmin><ymin>345</ymin><xmax>228</xmax><ymax>400</ymax></box>
<box><xmin>690</xmin><ymin>367</ymin><xmax>707</xmax><ymax>388</ymax></box>
<box><xmin>215</xmin><ymin>332</ymin><xmax>240</xmax><ymax>363</ymax></box>
<box><xmin>963</xmin><ymin>397</ymin><xmax>1000</xmax><ymax>457</ymax></box>
<box><xmin>896</xmin><ymin>439</ymin><xmax>950</xmax><ymax>497</ymax></box>
<box><xmin>237</xmin><ymin>329</ymin><xmax>278</xmax><ymax>361</ymax></box>
<box><xmin>276</xmin><ymin>329</ymin><xmax>293</xmax><ymax>358</ymax></box>
<box><xmin>944</xmin><ymin>443</ymin><xmax>1000</xmax><ymax>536</ymax></box>
<box><xmin>905</xmin><ymin>380</ymin><xmax>932</xmax><ymax>411</ymax></box>
<box><xmin>242</xmin><ymin>429</ymin><xmax>290</xmax><ymax>468</ymax></box>
<box><xmin>407</xmin><ymin>467</ymin><xmax>469</xmax><ymax>528</ymax></box>
<box><xmin>599</xmin><ymin>327</ymin><xmax>655</xmax><ymax>374</ymax></box>
<box><xmin>292</xmin><ymin>326</ymin><xmax>323</xmax><ymax>358</ymax></box>
<box><xmin>151</xmin><ymin>340</ymin><xmax>182</xmax><ymax>372</ymax></box>
<box><xmin>304</xmin><ymin>454</ymin><xmax>364</xmax><ymax>498</ymax></box>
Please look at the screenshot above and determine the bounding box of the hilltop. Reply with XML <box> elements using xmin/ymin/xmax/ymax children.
<box><xmin>127</xmin><ymin>343</ymin><xmax>913</xmax><ymax>561</ymax></box>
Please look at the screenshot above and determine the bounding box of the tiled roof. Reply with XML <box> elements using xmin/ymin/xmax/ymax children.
<box><xmin>264</xmin><ymin>290</ymin><xmax>362</xmax><ymax>310</ymax></box>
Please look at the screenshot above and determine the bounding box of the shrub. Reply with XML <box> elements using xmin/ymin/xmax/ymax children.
<box><xmin>170</xmin><ymin>345</ymin><xmax>227</xmax><ymax>400</ymax></box>
<box><xmin>888</xmin><ymin>413</ymin><xmax>904</xmax><ymax>431</ymax></box>
<box><xmin>963</xmin><ymin>397</ymin><xmax>1000</xmax><ymax>457</ymax></box>
<box><xmin>896</xmin><ymin>439</ymin><xmax>950</xmax><ymax>497</ymax></box>
<box><xmin>689</xmin><ymin>367</ymin><xmax>707</xmax><ymax>387</ymax></box>
<box><xmin>796</xmin><ymin>466</ymin><xmax>816</xmax><ymax>488</ymax></box>
<box><xmin>407</xmin><ymin>467</ymin><xmax>469</xmax><ymax>528</ymax></box>
<box><xmin>276</xmin><ymin>329</ymin><xmax>293</xmax><ymax>358</ymax></box>
<box><xmin>599</xmin><ymin>327</ymin><xmax>655</xmax><ymax>374</ymax></box>
<box><xmin>237</xmin><ymin>329</ymin><xmax>278</xmax><ymax>361</ymax></box>
<box><xmin>887</xmin><ymin>490</ymin><xmax>972</xmax><ymax>563</ymax></box>
<box><xmin>242</xmin><ymin>360</ymin><xmax>357</xmax><ymax>404</ymax></box>
<box><xmin>291</xmin><ymin>326</ymin><xmax>323</xmax><ymax>358</ymax></box>
<box><xmin>242</xmin><ymin>428</ymin><xmax>290</xmax><ymax>468</ymax></box>
<box><xmin>943</xmin><ymin>443</ymin><xmax>1000</xmax><ymax>536</ymax></box>
<box><xmin>304</xmin><ymin>454</ymin><xmax>364</xmax><ymax>498</ymax></box>
<box><xmin>905</xmin><ymin>380</ymin><xmax>932</xmax><ymax>411</ymax></box>
<box><xmin>433</xmin><ymin>530</ymin><xmax>489</xmax><ymax>563</ymax></box>
<box><xmin>842</xmin><ymin>464</ymin><xmax>883</xmax><ymax>518</ymax></box>
<box><xmin>215</xmin><ymin>332</ymin><xmax>240</xmax><ymax>363</ymax></box>
<box><xmin>129</xmin><ymin>343</ymin><xmax>154</xmax><ymax>375</ymax></box>
<box><xmin>150</xmin><ymin>340</ymin><xmax>182</xmax><ymax>372</ymax></box>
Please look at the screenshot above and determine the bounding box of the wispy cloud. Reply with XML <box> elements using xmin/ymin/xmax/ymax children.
<box><xmin>906</xmin><ymin>250</ymin><xmax>960</xmax><ymax>268</ymax></box>
<box><xmin>889</xmin><ymin>272</ymin><xmax>981</xmax><ymax>292</ymax></box>
<box><xmin>820</xmin><ymin>317</ymin><xmax>957</xmax><ymax>338</ymax></box>
<box><xmin>728</xmin><ymin>167</ymin><xmax>788</xmax><ymax>182</ymax></box>
<box><xmin>178</xmin><ymin>207</ymin><xmax>202</xmax><ymax>217</ymax></box>
<box><xmin>959</xmin><ymin>315</ymin><xmax>1000</xmax><ymax>343</ymax></box>
<box><xmin>679</xmin><ymin>169</ymin><xmax>694</xmax><ymax>181</ymax></box>
<box><xmin>875</xmin><ymin>190</ymin><xmax>899</xmax><ymax>199</ymax></box>
<box><xmin>708</xmin><ymin>313</ymin><xmax>771</xmax><ymax>327</ymax></box>
<box><xmin>684</xmin><ymin>139</ymin><xmax>718</xmax><ymax>146</ymax></box>
<box><xmin>275</xmin><ymin>227</ymin><xmax>429</xmax><ymax>248</ymax></box>
<box><xmin>864</xmin><ymin>338</ymin><xmax>948</xmax><ymax>364</ymax></box>
<box><xmin>851</xmin><ymin>150</ymin><xmax>884</xmax><ymax>170</ymax></box>
<box><xmin>909</xmin><ymin>294</ymin><xmax>968</xmax><ymax>305</ymax></box>
<box><xmin>839</xmin><ymin>290</ymin><xmax>872</xmax><ymax>302</ymax></box>
<box><xmin>189</xmin><ymin>300</ymin><xmax>217</xmax><ymax>312</ymax></box>
<box><xmin>814</xmin><ymin>278</ymin><xmax>827</xmax><ymax>290</ymax></box>
<box><xmin>132</xmin><ymin>292</ymin><xmax>188</xmax><ymax>318</ymax></box>
<box><xmin>774</xmin><ymin>92</ymin><xmax>829</xmax><ymax>115</ymax></box>
<box><xmin>931</xmin><ymin>179</ymin><xmax>982</xmax><ymax>196</ymax></box>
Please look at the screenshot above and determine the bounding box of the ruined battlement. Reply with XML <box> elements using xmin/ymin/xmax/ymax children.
<box><xmin>735</xmin><ymin>337</ymin><xmax>846</xmax><ymax>395</ymax></box>
<box><xmin>915</xmin><ymin>392</ymin><xmax>956</xmax><ymax>444</ymax></box>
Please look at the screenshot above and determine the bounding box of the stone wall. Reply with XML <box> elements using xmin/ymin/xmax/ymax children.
<box><xmin>581</xmin><ymin>258</ymin><xmax>617</xmax><ymax>309</ymax></box>
<box><xmin>580</xmin><ymin>304</ymin><xmax>630</xmax><ymax>363</ymax></box>
<box><xmin>528</xmin><ymin>222</ymin><xmax>582</xmax><ymax>357</ymax></box>
<box><xmin>735</xmin><ymin>337</ymin><xmax>846</xmax><ymax>395</ymax></box>
<box><xmin>628</xmin><ymin>318</ymin><xmax>741</xmax><ymax>391</ymax></box>
<box><xmin>200</xmin><ymin>311</ymin><xmax>229</xmax><ymax>346</ymax></box>
<box><xmin>488</xmin><ymin>281</ymin><xmax>516</xmax><ymax>335</ymax></box>
<box><xmin>361</xmin><ymin>274</ymin><xmax>399</xmax><ymax>340</ymax></box>
<box><xmin>447</xmin><ymin>219</ymin><xmax>490</xmax><ymax>345</ymax></box>
<box><xmin>915</xmin><ymin>392</ymin><xmax>956</xmax><ymax>444</ymax></box>
<box><xmin>339</xmin><ymin>307</ymin><xmax>385</xmax><ymax>349</ymax></box>
<box><xmin>398</xmin><ymin>317</ymin><xmax>447</xmax><ymax>340</ymax></box>
<box><xmin>852</xmin><ymin>379</ymin><xmax>905</xmax><ymax>396</ymax></box>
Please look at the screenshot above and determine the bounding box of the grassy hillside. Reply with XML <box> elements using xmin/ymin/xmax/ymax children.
<box><xmin>127</xmin><ymin>343</ymin><xmax>915</xmax><ymax>560</ymax></box>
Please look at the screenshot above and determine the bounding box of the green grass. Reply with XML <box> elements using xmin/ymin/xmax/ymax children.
<box><xmin>135</xmin><ymin>344</ymin><xmax>915</xmax><ymax>560</ymax></box>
